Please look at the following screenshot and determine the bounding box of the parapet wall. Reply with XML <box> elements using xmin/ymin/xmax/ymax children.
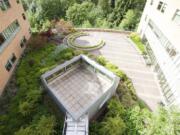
<box><xmin>75</xmin><ymin>28</ymin><xmax>131</xmax><ymax>35</ymax></box>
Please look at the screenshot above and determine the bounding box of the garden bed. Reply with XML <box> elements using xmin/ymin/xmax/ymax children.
<box><xmin>66</xmin><ymin>32</ymin><xmax>105</xmax><ymax>51</ymax></box>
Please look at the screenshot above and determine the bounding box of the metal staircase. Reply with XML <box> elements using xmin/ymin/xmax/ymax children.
<box><xmin>63</xmin><ymin>113</ymin><xmax>89</xmax><ymax>135</ymax></box>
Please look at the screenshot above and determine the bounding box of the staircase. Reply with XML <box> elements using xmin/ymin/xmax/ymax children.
<box><xmin>63</xmin><ymin>113</ymin><xmax>89</xmax><ymax>135</ymax></box>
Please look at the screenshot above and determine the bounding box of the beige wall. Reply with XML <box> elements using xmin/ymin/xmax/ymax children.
<box><xmin>137</xmin><ymin>0</ymin><xmax>180</xmax><ymax>106</ymax></box>
<box><xmin>0</xmin><ymin>0</ymin><xmax>31</xmax><ymax>94</ymax></box>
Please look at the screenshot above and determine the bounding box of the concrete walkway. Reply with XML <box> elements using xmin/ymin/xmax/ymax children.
<box><xmin>76</xmin><ymin>31</ymin><xmax>162</xmax><ymax>111</ymax></box>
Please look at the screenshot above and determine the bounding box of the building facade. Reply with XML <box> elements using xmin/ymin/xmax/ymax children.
<box><xmin>0</xmin><ymin>0</ymin><xmax>31</xmax><ymax>94</ymax></box>
<box><xmin>138</xmin><ymin>0</ymin><xmax>180</xmax><ymax>107</ymax></box>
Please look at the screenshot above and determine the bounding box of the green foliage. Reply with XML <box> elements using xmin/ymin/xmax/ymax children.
<box><xmin>19</xmin><ymin>101</ymin><xmax>33</xmax><ymax>116</ymax></box>
<box><xmin>116</xmin><ymin>82</ymin><xmax>137</xmax><ymax>108</ymax></box>
<box><xmin>15</xmin><ymin>115</ymin><xmax>56</xmax><ymax>135</ymax></box>
<box><xmin>0</xmin><ymin>42</ymin><xmax>77</xmax><ymax>134</ymax></box>
<box><xmin>119</xmin><ymin>9</ymin><xmax>140</xmax><ymax>30</ymax></box>
<box><xmin>98</xmin><ymin>0</ymin><xmax>111</xmax><ymax>16</ymax></box>
<box><xmin>24</xmin><ymin>0</ymin><xmax>146</xmax><ymax>30</ymax></box>
<box><xmin>130</xmin><ymin>32</ymin><xmax>147</xmax><ymax>55</ymax></box>
<box><xmin>66</xmin><ymin>1</ymin><xmax>95</xmax><ymax>26</ymax></box>
<box><xmin>96</xmin><ymin>56</ymin><xmax>107</xmax><ymax>66</ymax></box>
<box><xmin>142</xmin><ymin>107</ymin><xmax>180</xmax><ymax>135</ymax></box>
<box><xmin>96</xmin><ymin>55</ymin><xmax>138</xmax><ymax>108</ymax></box>
<box><xmin>96</xmin><ymin>55</ymin><xmax>128</xmax><ymax>80</ymax></box>
<box><xmin>100</xmin><ymin>116</ymin><xmax>126</xmax><ymax>135</ymax></box>
<box><xmin>81</xmin><ymin>20</ymin><xmax>92</xmax><ymax>28</ymax></box>
<box><xmin>107</xmin><ymin>98</ymin><xmax>126</xmax><ymax>117</ymax></box>
<box><xmin>95</xmin><ymin>18</ymin><xmax>111</xmax><ymax>28</ymax></box>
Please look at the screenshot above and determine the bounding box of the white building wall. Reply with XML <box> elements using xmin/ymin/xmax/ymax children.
<box><xmin>138</xmin><ymin>0</ymin><xmax>180</xmax><ymax>106</ymax></box>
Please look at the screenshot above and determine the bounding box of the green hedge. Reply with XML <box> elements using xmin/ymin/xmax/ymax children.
<box><xmin>130</xmin><ymin>33</ymin><xmax>147</xmax><ymax>55</ymax></box>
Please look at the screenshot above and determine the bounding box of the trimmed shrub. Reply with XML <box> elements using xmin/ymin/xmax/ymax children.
<box><xmin>130</xmin><ymin>33</ymin><xmax>147</xmax><ymax>55</ymax></box>
<box><xmin>96</xmin><ymin>56</ymin><xmax>107</xmax><ymax>66</ymax></box>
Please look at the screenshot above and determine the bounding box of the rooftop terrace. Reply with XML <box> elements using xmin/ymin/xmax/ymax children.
<box><xmin>41</xmin><ymin>55</ymin><xmax>119</xmax><ymax>121</ymax></box>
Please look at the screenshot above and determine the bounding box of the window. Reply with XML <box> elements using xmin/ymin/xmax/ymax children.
<box><xmin>161</xmin><ymin>3</ymin><xmax>167</xmax><ymax>13</ymax></box>
<box><xmin>173</xmin><ymin>9</ymin><xmax>180</xmax><ymax>25</ymax></box>
<box><xmin>157</xmin><ymin>1</ymin><xmax>167</xmax><ymax>13</ymax></box>
<box><xmin>157</xmin><ymin>1</ymin><xmax>163</xmax><ymax>10</ymax></box>
<box><xmin>29</xmin><ymin>28</ymin><xmax>32</xmax><ymax>34</ymax></box>
<box><xmin>145</xmin><ymin>15</ymin><xmax>148</xmax><ymax>21</ymax></box>
<box><xmin>2</xmin><ymin>20</ymin><xmax>20</xmax><ymax>40</ymax></box>
<box><xmin>22</xmin><ymin>13</ymin><xmax>26</xmax><ymax>20</ymax></box>
<box><xmin>20</xmin><ymin>36</ymin><xmax>27</xmax><ymax>48</ymax></box>
<box><xmin>0</xmin><ymin>20</ymin><xmax>20</xmax><ymax>51</ymax></box>
<box><xmin>150</xmin><ymin>0</ymin><xmax>153</xmax><ymax>5</ymax></box>
<box><xmin>0</xmin><ymin>33</ymin><xmax>5</xmax><ymax>46</ymax></box>
<box><xmin>5</xmin><ymin>53</ymin><xmax>17</xmax><ymax>71</ymax></box>
<box><xmin>0</xmin><ymin>0</ymin><xmax>10</xmax><ymax>11</ymax></box>
<box><xmin>5</xmin><ymin>61</ymin><xmax>12</xmax><ymax>71</ymax></box>
<box><xmin>148</xmin><ymin>19</ymin><xmax>178</xmax><ymax>59</ymax></box>
<box><xmin>10</xmin><ymin>53</ymin><xmax>17</xmax><ymax>63</ymax></box>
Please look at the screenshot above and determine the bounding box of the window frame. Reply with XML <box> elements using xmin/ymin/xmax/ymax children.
<box><xmin>0</xmin><ymin>0</ymin><xmax>11</xmax><ymax>11</ymax></box>
<box><xmin>172</xmin><ymin>9</ymin><xmax>180</xmax><ymax>25</ymax></box>
<box><xmin>5</xmin><ymin>53</ymin><xmax>17</xmax><ymax>72</ymax></box>
<box><xmin>157</xmin><ymin>1</ymin><xmax>167</xmax><ymax>13</ymax></box>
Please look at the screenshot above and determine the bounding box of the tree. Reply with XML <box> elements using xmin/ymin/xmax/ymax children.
<box><xmin>66</xmin><ymin>2</ymin><xmax>94</xmax><ymax>26</ymax></box>
<box><xmin>126</xmin><ymin>106</ymin><xmax>180</xmax><ymax>135</ymax></box>
<box><xmin>82</xmin><ymin>20</ymin><xmax>92</xmax><ymax>28</ymax></box>
<box><xmin>95</xmin><ymin>18</ymin><xmax>111</xmax><ymax>28</ymax></box>
<box><xmin>143</xmin><ymin>107</ymin><xmax>180</xmax><ymax>135</ymax></box>
<box><xmin>66</xmin><ymin>1</ymin><xmax>103</xmax><ymax>26</ymax></box>
<box><xmin>54</xmin><ymin>19</ymin><xmax>75</xmax><ymax>35</ymax></box>
<box><xmin>98</xmin><ymin>0</ymin><xmax>111</xmax><ymax>16</ymax></box>
<box><xmin>101</xmin><ymin>116</ymin><xmax>126</xmax><ymax>135</ymax></box>
<box><xmin>119</xmin><ymin>9</ymin><xmax>140</xmax><ymax>30</ymax></box>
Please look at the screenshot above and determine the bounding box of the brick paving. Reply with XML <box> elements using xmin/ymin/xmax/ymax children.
<box><xmin>48</xmin><ymin>65</ymin><xmax>112</xmax><ymax>117</ymax></box>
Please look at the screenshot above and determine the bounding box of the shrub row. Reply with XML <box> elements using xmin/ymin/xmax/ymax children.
<box><xmin>130</xmin><ymin>33</ymin><xmax>147</xmax><ymax>55</ymax></box>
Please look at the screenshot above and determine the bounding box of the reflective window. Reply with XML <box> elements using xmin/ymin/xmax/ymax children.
<box><xmin>0</xmin><ymin>0</ymin><xmax>11</xmax><ymax>11</ymax></box>
<box><xmin>157</xmin><ymin>1</ymin><xmax>167</xmax><ymax>13</ymax></box>
<box><xmin>5</xmin><ymin>53</ymin><xmax>17</xmax><ymax>72</ymax></box>
<box><xmin>148</xmin><ymin>20</ymin><xmax>178</xmax><ymax>59</ymax></box>
<box><xmin>173</xmin><ymin>9</ymin><xmax>180</xmax><ymax>25</ymax></box>
<box><xmin>0</xmin><ymin>20</ymin><xmax>20</xmax><ymax>50</ymax></box>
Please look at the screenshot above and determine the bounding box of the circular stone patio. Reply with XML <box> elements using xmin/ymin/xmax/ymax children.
<box><xmin>78</xmin><ymin>31</ymin><xmax>163</xmax><ymax>111</ymax></box>
<box><xmin>74</xmin><ymin>33</ymin><xmax>102</xmax><ymax>47</ymax></box>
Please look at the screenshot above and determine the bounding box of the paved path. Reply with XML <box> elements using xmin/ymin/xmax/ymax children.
<box><xmin>76</xmin><ymin>31</ymin><xmax>162</xmax><ymax>111</ymax></box>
